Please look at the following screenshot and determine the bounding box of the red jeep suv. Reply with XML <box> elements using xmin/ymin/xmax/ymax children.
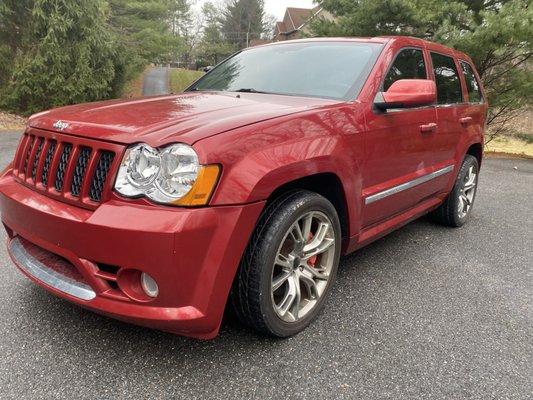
<box><xmin>0</xmin><ymin>37</ymin><xmax>486</xmax><ymax>339</ymax></box>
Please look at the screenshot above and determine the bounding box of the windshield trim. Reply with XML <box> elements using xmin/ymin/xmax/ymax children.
<box><xmin>186</xmin><ymin>42</ymin><xmax>385</xmax><ymax>102</ymax></box>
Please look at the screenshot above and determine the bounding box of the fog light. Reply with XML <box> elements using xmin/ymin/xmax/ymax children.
<box><xmin>140</xmin><ymin>273</ymin><xmax>159</xmax><ymax>298</ymax></box>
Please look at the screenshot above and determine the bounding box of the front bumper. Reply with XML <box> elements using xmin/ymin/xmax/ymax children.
<box><xmin>0</xmin><ymin>172</ymin><xmax>264</xmax><ymax>339</ymax></box>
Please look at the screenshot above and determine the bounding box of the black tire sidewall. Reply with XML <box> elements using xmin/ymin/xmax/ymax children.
<box><xmin>256</xmin><ymin>192</ymin><xmax>342</xmax><ymax>337</ymax></box>
<box><xmin>450</xmin><ymin>155</ymin><xmax>479</xmax><ymax>226</ymax></box>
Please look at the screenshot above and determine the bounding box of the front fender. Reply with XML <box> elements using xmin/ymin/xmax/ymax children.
<box><xmin>214</xmin><ymin>136</ymin><xmax>354</xmax><ymax>205</ymax></box>
<box><xmin>194</xmin><ymin>106</ymin><xmax>366</xmax><ymax>238</ymax></box>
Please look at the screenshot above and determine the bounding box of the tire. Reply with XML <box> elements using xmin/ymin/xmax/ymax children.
<box><xmin>430</xmin><ymin>155</ymin><xmax>479</xmax><ymax>227</ymax></box>
<box><xmin>231</xmin><ymin>190</ymin><xmax>342</xmax><ymax>337</ymax></box>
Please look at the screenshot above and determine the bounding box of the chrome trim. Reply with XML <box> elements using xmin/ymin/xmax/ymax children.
<box><xmin>365</xmin><ymin>165</ymin><xmax>454</xmax><ymax>205</ymax></box>
<box><xmin>9</xmin><ymin>238</ymin><xmax>96</xmax><ymax>301</ymax></box>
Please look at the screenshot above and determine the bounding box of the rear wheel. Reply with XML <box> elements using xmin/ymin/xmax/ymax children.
<box><xmin>231</xmin><ymin>190</ymin><xmax>341</xmax><ymax>337</ymax></box>
<box><xmin>430</xmin><ymin>155</ymin><xmax>479</xmax><ymax>227</ymax></box>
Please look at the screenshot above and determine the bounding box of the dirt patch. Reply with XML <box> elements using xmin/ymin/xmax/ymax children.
<box><xmin>122</xmin><ymin>66</ymin><xmax>151</xmax><ymax>99</ymax></box>
<box><xmin>0</xmin><ymin>112</ymin><xmax>27</xmax><ymax>131</ymax></box>
<box><xmin>485</xmin><ymin>151</ymin><xmax>533</xmax><ymax>160</ymax></box>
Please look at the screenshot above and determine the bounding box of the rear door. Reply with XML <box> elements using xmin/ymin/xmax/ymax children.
<box><xmin>429</xmin><ymin>52</ymin><xmax>466</xmax><ymax>174</ymax></box>
<box><xmin>458</xmin><ymin>60</ymin><xmax>487</xmax><ymax>149</ymax></box>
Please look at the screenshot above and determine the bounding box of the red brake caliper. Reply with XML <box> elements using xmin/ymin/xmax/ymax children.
<box><xmin>307</xmin><ymin>232</ymin><xmax>317</xmax><ymax>267</ymax></box>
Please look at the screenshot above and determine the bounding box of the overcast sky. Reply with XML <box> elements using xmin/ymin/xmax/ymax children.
<box><xmin>194</xmin><ymin>1</ymin><xmax>317</xmax><ymax>20</ymax></box>
<box><xmin>263</xmin><ymin>0</ymin><xmax>317</xmax><ymax>19</ymax></box>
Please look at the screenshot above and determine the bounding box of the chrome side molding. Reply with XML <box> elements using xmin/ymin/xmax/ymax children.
<box><xmin>9</xmin><ymin>237</ymin><xmax>96</xmax><ymax>301</ymax></box>
<box><xmin>365</xmin><ymin>165</ymin><xmax>454</xmax><ymax>205</ymax></box>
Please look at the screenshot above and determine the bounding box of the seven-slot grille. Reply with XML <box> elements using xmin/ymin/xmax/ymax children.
<box><xmin>12</xmin><ymin>131</ymin><xmax>119</xmax><ymax>208</ymax></box>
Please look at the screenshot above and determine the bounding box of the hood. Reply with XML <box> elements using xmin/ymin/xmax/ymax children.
<box><xmin>28</xmin><ymin>92</ymin><xmax>338</xmax><ymax>146</ymax></box>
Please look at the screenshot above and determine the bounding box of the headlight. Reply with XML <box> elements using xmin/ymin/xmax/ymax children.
<box><xmin>152</xmin><ymin>144</ymin><xmax>199</xmax><ymax>203</ymax></box>
<box><xmin>115</xmin><ymin>143</ymin><xmax>220</xmax><ymax>206</ymax></box>
<box><xmin>115</xmin><ymin>144</ymin><xmax>160</xmax><ymax>197</ymax></box>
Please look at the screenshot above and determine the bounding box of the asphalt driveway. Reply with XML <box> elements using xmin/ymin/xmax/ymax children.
<box><xmin>0</xmin><ymin>131</ymin><xmax>531</xmax><ymax>399</ymax></box>
<box><xmin>143</xmin><ymin>67</ymin><xmax>170</xmax><ymax>96</ymax></box>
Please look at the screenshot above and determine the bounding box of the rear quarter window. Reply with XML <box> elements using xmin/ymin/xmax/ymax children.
<box><xmin>460</xmin><ymin>61</ymin><xmax>483</xmax><ymax>103</ymax></box>
<box><xmin>431</xmin><ymin>53</ymin><xmax>463</xmax><ymax>105</ymax></box>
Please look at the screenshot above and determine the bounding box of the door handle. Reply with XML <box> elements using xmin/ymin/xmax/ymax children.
<box><xmin>459</xmin><ymin>117</ymin><xmax>473</xmax><ymax>125</ymax></box>
<box><xmin>420</xmin><ymin>123</ymin><xmax>438</xmax><ymax>133</ymax></box>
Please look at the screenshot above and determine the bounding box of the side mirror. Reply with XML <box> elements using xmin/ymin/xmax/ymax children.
<box><xmin>374</xmin><ymin>79</ymin><xmax>436</xmax><ymax>111</ymax></box>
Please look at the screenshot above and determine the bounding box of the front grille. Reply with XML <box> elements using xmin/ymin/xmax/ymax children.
<box><xmin>90</xmin><ymin>151</ymin><xmax>115</xmax><ymax>202</ymax></box>
<box><xmin>23</xmin><ymin>136</ymin><xmax>35</xmax><ymax>174</ymax></box>
<box><xmin>41</xmin><ymin>140</ymin><xmax>56</xmax><ymax>187</ymax></box>
<box><xmin>71</xmin><ymin>147</ymin><xmax>92</xmax><ymax>197</ymax></box>
<box><xmin>13</xmin><ymin>132</ymin><xmax>119</xmax><ymax>207</ymax></box>
<box><xmin>31</xmin><ymin>137</ymin><xmax>44</xmax><ymax>181</ymax></box>
<box><xmin>55</xmin><ymin>144</ymin><xmax>73</xmax><ymax>192</ymax></box>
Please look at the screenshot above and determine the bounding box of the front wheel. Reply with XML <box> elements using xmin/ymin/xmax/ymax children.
<box><xmin>430</xmin><ymin>155</ymin><xmax>479</xmax><ymax>227</ymax></box>
<box><xmin>231</xmin><ymin>190</ymin><xmax>341</xmax><ymax>337</ymax></box>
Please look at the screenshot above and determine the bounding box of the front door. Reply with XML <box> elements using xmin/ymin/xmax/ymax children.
<box><xmin>362</xmin><ymin>47</ymin><xmax>440</xmax><ymax>227</ymax></box>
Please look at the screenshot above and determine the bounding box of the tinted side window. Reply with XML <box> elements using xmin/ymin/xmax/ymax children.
<box><xmin>384</xmin><ymin>48</ymin><xmax>427</xmax><ymax>91</ymax></box>
<box><xmin>431</xmin><ymin>53</ymin><xmax>463</xmax><ymax>104</ymax></box>
<box><xmin>460</xmin><ymin>61</ymin><xmax>482</xmax><ymax>103</ymax></box>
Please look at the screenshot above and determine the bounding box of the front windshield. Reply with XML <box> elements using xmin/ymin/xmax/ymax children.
<box><xmin>188</xmin><ymin>42</ymin><xmax>384</xmax><ymax>101</ymax></box>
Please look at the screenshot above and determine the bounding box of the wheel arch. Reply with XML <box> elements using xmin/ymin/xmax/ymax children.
<box><xmin>265</xmin><ymin>172</ymin><xmax>350</xmax><ymax>240</ymax></box>
<box><xmin>466</xmin><ymin>142</ymin><xmax>483</xmax><ymax>166</ymax></box>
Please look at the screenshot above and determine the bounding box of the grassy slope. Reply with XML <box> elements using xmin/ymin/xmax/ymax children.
<box><xmin>486</xmin><ymin>136</ymin><xmax>533</xmax><ymax>158</ymax></box>
<box><xmin>488</xmin><ymin>109</ymin><xmax>533</xmax><ymax>157</ymax></box>
<box><xmin>168</xmin><ymin>68</ymin><xmax>204</xmax><ymax>93</ymax></box>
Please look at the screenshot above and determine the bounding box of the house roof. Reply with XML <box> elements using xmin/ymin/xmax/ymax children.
<box><xmin>275</xmin><ymin>21</ymin><xmax>287</xmax><ymax>35</ymax></box>
<box><xmin>285</xmin><ymin>7</ymin><xmax>316</xmax><ymax>31</ymax></box>
<box><xmin>249</xmin><ymin>38</ymin><xmax>271</xmax><ymax>47</ymax></box>
<box><xmin>275</xmin><ymin>6</ymin><xmax>323</xmax><ymax>36</ymax></box>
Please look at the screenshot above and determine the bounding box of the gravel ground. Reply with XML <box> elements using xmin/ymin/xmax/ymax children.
<box><xmin>0</xmin><ymin>131</ymin><xmax>531</xmax><ymax>399</ymax></box>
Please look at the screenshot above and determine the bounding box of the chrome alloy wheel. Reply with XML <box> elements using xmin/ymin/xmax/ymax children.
<box><xmin>270</xmin><ymin>211</ymin><xmax>336</xmax><ymax>323</ymax></box>
<box><xmin>458</xmin><ymin>165</ymin><xmax>478</xmax><ymax>219</ymax></box>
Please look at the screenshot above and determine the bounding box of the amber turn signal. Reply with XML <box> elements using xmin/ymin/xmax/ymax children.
<box><xmin>172</xmin><ymin>164</ymin><xmax>221</xmax><ymax>206</ymax></box>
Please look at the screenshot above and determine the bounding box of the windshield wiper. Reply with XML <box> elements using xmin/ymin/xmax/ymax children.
<box><xmin>233</xmin><ymin>88</ymin><xmax>271</xmax><ymax>94</ymax></box>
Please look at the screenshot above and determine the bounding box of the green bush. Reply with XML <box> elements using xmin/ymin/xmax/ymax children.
<box><xmin>3</xmin><ymin>0</ymin><xmax>117</xmax><ymax>115</ymax></box>
<box><xmin>0</xmin><ymin>0</ymin><xmax>178</xmax><ymax>114</ymax></box>
<box><xmin>515</xmin><ymin>132</ymin><xmax>533</xmax><ymax>144</ymax></box>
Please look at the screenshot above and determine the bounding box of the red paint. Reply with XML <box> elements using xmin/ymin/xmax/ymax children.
<box><xmin>0</xmin><ymin>37</ymin><xmax>486</xmax><ymax>339</ymax></box>
<box><xmin>381</xmin><ymin>79</ymin><xmax>437</xmax><ymax>108</ymax></box>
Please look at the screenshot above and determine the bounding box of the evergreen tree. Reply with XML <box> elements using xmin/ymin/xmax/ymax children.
<box><xmin>196</xmin><ymin>2</ymin><xmax>236</xmax><ymax>66</ymax></box>
<box><xmin>313</xmin><ymin>0</ymin><xmax>532</xmax><ymax>139</ymax></box>
<box><xmin>4</xmin><ymin>0</ymin><xmax>117</xmax><ymax>114</ymax></box>
<box><xmin>0</xmin><ymin>0</ymin><xmax>34</xmax><ymax>88</ymax></box>
<box><xmin>108</xmin><ymin>0</ymin><xmax>180</xmax><ymax>65</ymax></box>
<box><xmin>167</xmin><ymin>0</ymin><xmax>198</xmax><ymax>67</ymax></box>
<box><xmin>221</xmin><ymin>0</ymin><xmax>266</xmax><ymax>49</ymax></box>
<box><xmin>0</xmin><ymin>0</ymin><xmax>195</xmax><ymax>112</ymax></box>
<box><xmin>168</xmin><ymin>0</ymin><xmax>193</xmax><ymax>37</ymax></box>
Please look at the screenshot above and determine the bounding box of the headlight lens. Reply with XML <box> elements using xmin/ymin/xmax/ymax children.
<box><xmin>151</xmin><ymin>144</ymin><xmax>199</xmax><ymax>203</ymax></box>
<box><xmin>115</xmin><ymin>144</ymin><xmax>161</xmax><ymax>197</ymax></box>
<box><xmin>115</xmin><ymin>142</ymin><xmax>219</xmax><ymax>206</ymax></box>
